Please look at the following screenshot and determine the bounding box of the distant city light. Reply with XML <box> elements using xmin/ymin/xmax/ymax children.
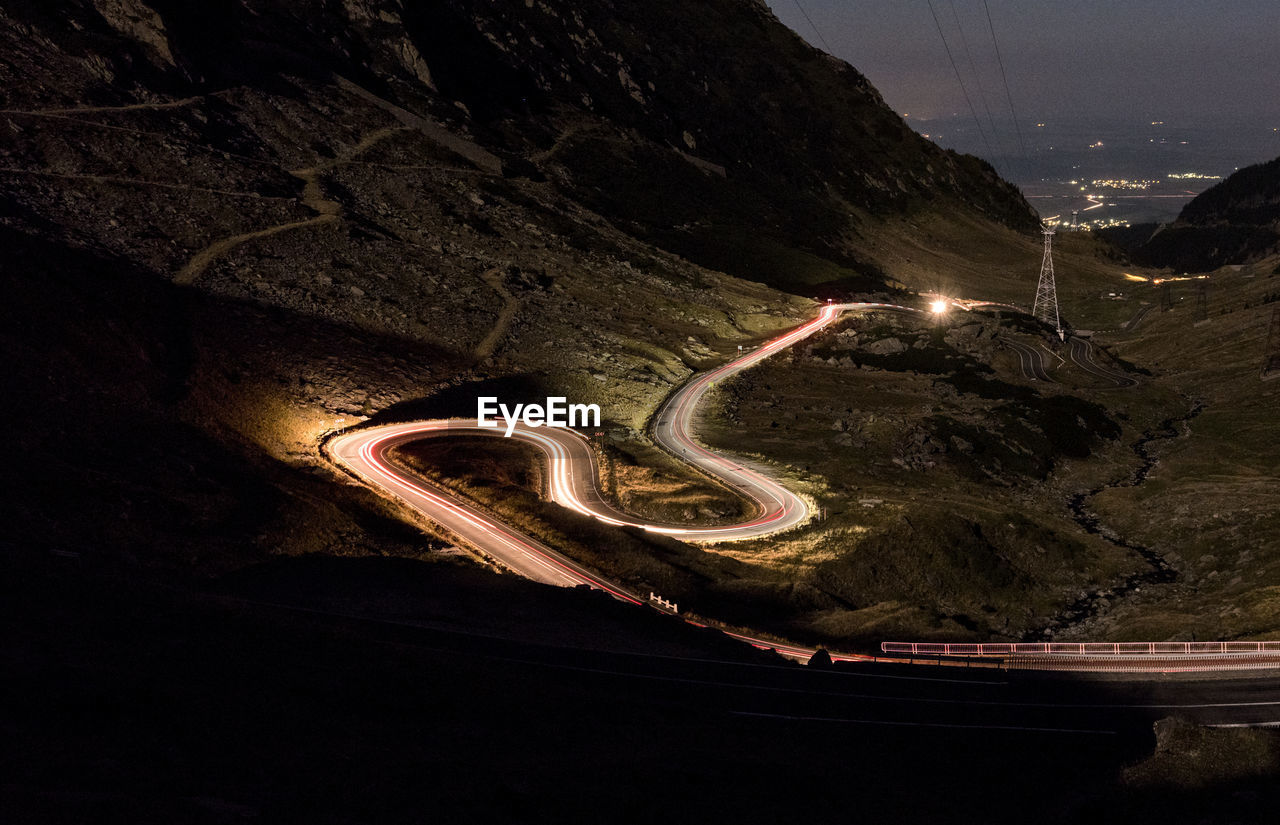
<box><xmin>1046</xmin><ymin>215</ymin><xmax>1132</xmax><ymax>231</ymax></box>
<box><xmin>1091</xmin><ymin>178</ymin><xmax>1158</xmax><ymax>190</ymax></box>
<box><xmin>1167</xmin><ymin>172</ymin><xmax>1221</xmax><ymax>180</ymax></box>
<box><xmin>1151</xmin><ymin>275</ymin><xmax>1211</xmax><ymax>285</ymax></box>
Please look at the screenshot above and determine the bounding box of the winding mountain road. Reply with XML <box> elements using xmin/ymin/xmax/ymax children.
<box><xmin>1002</xmin><ymin>333</ymin><xmax>1137</xmax><ymax>389</ymax></box>
<box><xmin>1123</xmin><ymin>302</ymin><xmax>1156</xmax><ymax>331</ymax></box>
<box><xmin>328</xmin><ymin>298</ymin><xmax>1264</xmax><ymax>678</ymax></box>
<box><xmin>329</xmin><ymin>301</ymin><xmax>909</xmax><ymax>659</ymax></box>
<box><xmin>1004</xmin><ymin>336</ymin><xmax>1056</xmax><ymax>382</ymax></box>
<box><xmin>1068</xmin><ymin>336</ymin><xmax>1140</xmax><ymax>387</ymax></box>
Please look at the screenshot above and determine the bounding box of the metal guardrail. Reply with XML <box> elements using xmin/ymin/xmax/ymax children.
<box><xmin>880</xmin><ymin>641</ymin><xmax>1280</xmax><ymax>657</ymax></box>
<box><xmin>649</xmin><ymin>592</ymin><xmax>678</xmax><ymax>613</ymax></box>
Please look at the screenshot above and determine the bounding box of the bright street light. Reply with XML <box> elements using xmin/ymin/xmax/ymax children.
<box><xmin>930</xmin><ymin>299</ymin><xmax>948</xmax><ymax>314</ymax></box>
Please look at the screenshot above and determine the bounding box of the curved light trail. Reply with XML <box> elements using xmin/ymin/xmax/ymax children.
<box><xmin>1067</xmin><ymin>336</ymin><xmax>1139</xmax><ymax>387</ymax></box>
<box><xmin>1003</xmin><ymin>336</ymin><xmax>1056</xmax><ymax>382</ymax></box>
<box><xmin>333</xmin><ymin>302</ymin><xmax>916</xmax><ymax>546</ymax></box>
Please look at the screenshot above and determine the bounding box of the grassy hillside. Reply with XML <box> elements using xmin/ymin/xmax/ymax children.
<box><xmin>1063</xmin><ymin>256</ymin><xmax>1280</xmax><ymax>639</ymax></box>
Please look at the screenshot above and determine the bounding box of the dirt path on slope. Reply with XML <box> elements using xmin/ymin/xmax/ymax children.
<box><xmin>332</xmin><ymin>75</ymin><xmax>502</xmax><ymax>175</ymax></box>
<box><xmin>473</xmin><ymin>269</ymin><xmax>521</xmax><ymax>363</ymax></box>
<box><xmin>1</xmin><ymin>97</ymin><xmax>204</xmax><ymax>116</ymax></box>
<box><xmin>0</xmin><ymin>168</ymin><xmax>292</xmax><ymax>200</ymax></box>
<box><xmin>175</xmin><ymin>126</ymin><xmax>411</xmax><ymax>285</ymax></box>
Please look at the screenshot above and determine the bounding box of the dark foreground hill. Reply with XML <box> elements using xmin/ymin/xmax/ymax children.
<box><xmin>10</xmin><ymin>549</ymin><xmax>1280</xmax><ymax>825</ymax></box>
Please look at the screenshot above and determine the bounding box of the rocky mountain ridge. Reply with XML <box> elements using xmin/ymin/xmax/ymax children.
<box><xmin>1108</xmin><ymin>154</ymin><xmax>1280</xmax><ymax>272</ymax></box>
<box><xmin>2</xmin><ymin>0</ymin><xmax>1038</xmax><ymax>286</ymax></box>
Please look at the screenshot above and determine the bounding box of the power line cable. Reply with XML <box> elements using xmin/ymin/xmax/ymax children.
<box><xmin>791</xmin><ymin>0</ymin><xmax>834</xmax><ymax>54</ymax></box>
<box><xmin>925</xmin><ymin>0</ymin><xmax>995</xmax><ymax>162</ymax></box>
<box><xmin>981</xmin><ymin>0</ymin><xmax>1031</xmax><ymax>172</ymax></box>
<box><xmin>948</xmin><ymin>0</ymin><xmax>1005</xmax><ymax>166</ymax></box>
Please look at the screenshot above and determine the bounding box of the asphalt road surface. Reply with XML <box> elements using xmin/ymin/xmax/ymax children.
<box><xmin>1002</xmin><ymin>333</ymin><xmax>1137</xmax><ymax>389</ymax></box>
<box><xmin>265</xmin><ymin>616</ymin><xmax>1280</xmax><ymax>732</ymax></box>
<box><xmin>328</xmin><ymin>301</ymin><xmax>911</xmax><ymax>659</ymax></box>
<box><xmin>330</xmin><ymin>421</ymin><xmax>643</xmax><ymax>595</ymax></box>
<box><xmin>1068</xmin><ymin>335</ymin><xmax>1139</xmax><ymax>387</ymax></box>
<box><xmin>1124</xmin><ymin>302</ymin><xmax>1156</xmax><ymax>331</ymax></box>
<box><xmin>1003</xmin><ymin>336</ymin><xmax>1056</xmax><ymax>382</ymax></box>
<box><xmin>333</xmin><ymin>303</ymin><xmax>913</xmax><ymax>546</ymax></box>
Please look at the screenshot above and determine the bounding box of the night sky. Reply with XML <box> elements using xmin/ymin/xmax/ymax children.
<box><xmin>765</xmin><ymin>1</ymin><xmax>1280</xmax><ymax>125</ymax></box>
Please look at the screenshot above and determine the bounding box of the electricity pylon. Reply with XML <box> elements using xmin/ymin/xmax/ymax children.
<box><xmin>1194</xmin><ymin>282</ymin><xmax>1209</xmax><ymax>325</ymax></box>
<box><xmin>1263</xmin><ymin>307</ymin><xmax>1280</xmax><ymax>381</ymax></box>
<box><xmin>1032</xmin><ymin>226</ymin><xmax>1063</xmax><ymax>340</ymax></box>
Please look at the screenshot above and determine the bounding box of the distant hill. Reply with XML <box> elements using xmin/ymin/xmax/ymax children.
<box><xmin>1107</xmin><ymin>155</ymin><xmax>1280</xmax><ymax>271</ymax></box>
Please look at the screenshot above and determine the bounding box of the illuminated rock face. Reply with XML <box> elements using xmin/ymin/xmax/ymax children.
<box><xmin>89</xmin><ymin>0</ymin><xmax>176</xmax><ymax>67</ymax></box>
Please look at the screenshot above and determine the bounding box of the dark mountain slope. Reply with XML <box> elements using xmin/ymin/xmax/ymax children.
<box><xmin>0</xmin><ymin>0</ymin><xmax>1047</xmax><ymax>571</ymax></box>
<box><xmin>1112</xmin><ymin>154</ymin><xmax>1280</xmax><ymax>272</ymax></box>
<box><xmin>2</xmin><ymin>0</ymin><xmax>1037</xmax><ymax>291</ymax></box>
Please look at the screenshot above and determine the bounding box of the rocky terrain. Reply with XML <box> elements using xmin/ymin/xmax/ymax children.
<box><xmin>1059</xmin><ymin>255</ymin><xmax>1280</xmax><ymax>642</ymax></box>
<box><xmin>1</xmin><ymin>0</ymin><xmax>1052</xmax><ymax>573</ymax></box>
<box><xmin>698</xmin><ymin>308</ymin><xmax>1149</xmax><ymax>643</ymax></box>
